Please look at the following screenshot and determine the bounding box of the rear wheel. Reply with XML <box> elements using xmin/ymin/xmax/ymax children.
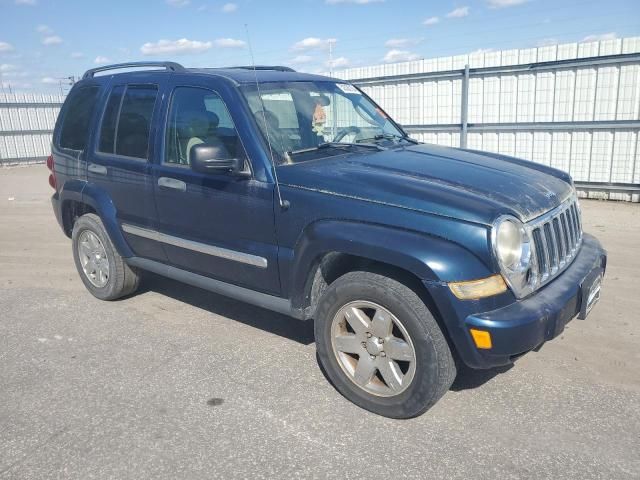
<box><xmin>315</xmin><ymin>271</ymin><xmax>456</xmax><ymax>418</ymax></box>
<box><xmin>72</xmin><ymin>213</ymin><xmax>139</xmax><ymax>300</ymax></box>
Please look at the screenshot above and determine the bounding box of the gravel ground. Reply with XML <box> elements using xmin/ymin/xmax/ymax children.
<box><xmin>1</xmin><ymin>165</ymin><xmax>639</xmax><ymax>480</ymax></box>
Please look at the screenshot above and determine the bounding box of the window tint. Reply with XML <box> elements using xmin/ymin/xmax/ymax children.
<box><xmin>59</xmin><ymin>86</ymin><xmax>100</xmax><ymax>150</ymax></box>
<box><xmin>165</xmin><ymin>87</ymin><xmax>244</xmax><ymax>166</ymax></box>
<box><xmin>98</xmin><ymin>85</ymin><xmax>125</xmax><ymax>153</ymax></box>
<box><xmin>115</xmin><ymin>85</ymin><xmax>158</xmax><ymax>159</ymax></box>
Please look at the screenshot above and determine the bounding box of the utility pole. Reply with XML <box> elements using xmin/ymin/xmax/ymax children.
<box><xmin>328</xmin><ymin>39</ymin><xmax>334</xmax><ymax>76</ymax></box>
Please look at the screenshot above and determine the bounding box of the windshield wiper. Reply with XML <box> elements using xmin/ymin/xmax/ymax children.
<box><xmin>356</xmin><ymin>133</ymin><xmax>419</xmax><ymax>145</ymax></box>
<box><xmin>287</xmin><ymin>142</ymin><xmax>384</xmax><ymax>157</ymax></box>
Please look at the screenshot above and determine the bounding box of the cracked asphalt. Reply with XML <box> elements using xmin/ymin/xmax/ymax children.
<box><xmin>1</xmin><ymin>165</ymin><xmax>639</xmax><ymax>479</ymax></box>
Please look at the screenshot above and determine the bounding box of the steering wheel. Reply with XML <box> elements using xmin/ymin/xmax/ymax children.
<box><xmin>332</xmin><ymin>126</ymin><xmax>361</xmax><ymax>142</ymax></box>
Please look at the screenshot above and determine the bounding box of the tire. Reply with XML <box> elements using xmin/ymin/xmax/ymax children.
<box><xmin>71</xmin><ymin>213</ymin><xmax>140</xmax><ymax>300</ymax></box>
<box><xmin>314</xmin><ymin>271</ymin><xmax>456</xmax><ymax>419</ymax></box>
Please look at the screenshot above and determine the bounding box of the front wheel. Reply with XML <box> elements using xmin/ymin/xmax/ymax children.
<box><xmin>314</xmin><ymin>271</ymin><xmax>456</xmax><ymax>418</ymax></box>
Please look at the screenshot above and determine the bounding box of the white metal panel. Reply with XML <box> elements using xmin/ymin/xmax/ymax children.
<box><xmin>534</xmin><ymin>72</ymin><xmax>555</xmax><ymax>122</ymax></box>
<box><xmin>568</xmin><ymin>132</ymin><xmax>589</xmax><ymax>181</ymax></box>
<box><xmin>515</xmin><ymin>132</ymin><xmax>533</xmax><ymax>161</ymax></box>
<box><xmin>482</xmin><ymin>76</ymin><xmax>500</xmax><ymax>123</ymax></box>
<box><xmin>516</xmin><ymin>74</ymin><xmax>536</xmax><ymax>122</ymax></box>
<box><xmin>589</xmin><ymin>131</ymin><xmax>614</xmax><ymax>181</ymax></box>
<box><xmin>573</xmin><ymin>68</ymin><xmax>597</xmax><ymax>121</ymax></box>
<box><xmin>594</xmin><ymin>66</ymin><xmax>619</xmax><ymax>120</ymax></box>
<box><xmin>610</xmin><ymin>131</ymin><xmax>637</xmax><ymax>183</ymax></box>
<box><xmin>468</xmin><ymin>77</ymin><xmax>483</xmax><ymax>123</ymax></box>
<box><xmin>437</xmin><ymin>80</ymin><xmax>453</xmax><ymax>124</ymax></box>
<box><xmin>550</xmin><ymin>132</ymin><xmax>571</xmax><ymax>172</ymax></box>
<box><xmin>532</xmin><ymin>132</ymin><xmax>551</xmax><ymax>166</ymax></box>
<box><xmin>615</xmin><ymin>65</ymin><xmax>640</xmax><ymax>120</ymax></box>
<box><xmin>553</xmin><ymin>70</ymin><xmax>576</xmax><ymax>121</ymax></box>
<box><xmin>498</xmin><ymin>132</ymin><xmax>515</xmax><ymax>156</ymax></box>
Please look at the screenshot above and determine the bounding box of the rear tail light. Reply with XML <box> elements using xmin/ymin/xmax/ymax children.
<box><xmin>46</xmin><ymin>154</ymin><xmax>56</xmax><ymax>190</ymax></box>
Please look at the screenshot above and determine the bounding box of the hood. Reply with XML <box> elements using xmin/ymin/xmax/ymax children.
<box><xmin>277</xmin><ymin>143</ymin><xmax>574</xmax><ymax>226</ymax></box>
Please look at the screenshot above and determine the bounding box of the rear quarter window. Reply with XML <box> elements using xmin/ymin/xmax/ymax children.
<box><xmin>58</xmin><ymin>86</ymin><xmax>100</xmax><ymax>150</ymax></box>
<box><xmin>97</xmin><ymin>84</ymin><xmax>158</xmax><ymax>159</ymax></box>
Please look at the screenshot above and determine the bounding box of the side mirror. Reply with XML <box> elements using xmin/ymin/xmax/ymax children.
<box><xmin>190</xmin><ymin>143</ymin><xmax>245</xmax><ymax>176</ymax></box>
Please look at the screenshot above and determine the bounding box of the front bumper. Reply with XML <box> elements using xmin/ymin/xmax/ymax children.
<box><xmin>431</xmin><ymin>233</ymin><xmax>606</xmax><ymax>369</ymax></box>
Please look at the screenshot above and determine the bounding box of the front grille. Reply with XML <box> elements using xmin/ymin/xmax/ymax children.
<box><xmin>529</xmin><ymin>198</ymin><xmax>582</xmax><ymax>286</ymax></box>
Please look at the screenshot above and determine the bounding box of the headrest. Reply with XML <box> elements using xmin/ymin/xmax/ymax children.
<box><xmin>187</xmin><ymin>111</ymin><xmax>210</xmax><ymax>138</ymax></box>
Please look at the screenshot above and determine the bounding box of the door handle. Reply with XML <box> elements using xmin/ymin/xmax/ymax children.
<box><xmin>158</xmin><ymin>177</ymin><xmax>187</xmax><ymax>192</ymax></box>
<box><xmin>88</xmin><ymin>163</ymin><xmax>107</xmax><ymax>175</ymax></box>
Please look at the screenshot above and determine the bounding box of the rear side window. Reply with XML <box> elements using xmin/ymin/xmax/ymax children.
<box><xmin>59</xmin><ymin>86</ymin><xmax>100</xmax><ymax>150</ymax></box>
<box><xmin>98</xmin><ymin>84</ymin><xmax>158</xmax><ymax>159</ymax></box>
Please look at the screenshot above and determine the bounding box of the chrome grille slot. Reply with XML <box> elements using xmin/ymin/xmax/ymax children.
<box><xmin>528</xmin><ymin>197</ymin><xmax>583</xmax><ymax>288</ymax></box>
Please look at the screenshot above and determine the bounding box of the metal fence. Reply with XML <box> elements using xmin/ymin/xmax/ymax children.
<box><xmin>0</xmin><ymin>93</ymin><xmax>64</xmax><ymax>166</ymax></box>
<box><xmin>335</xmin><ymin>37</ymin><xmax>640</xmax><ymax>201</ymax></box>
<box><xmin>2</xmin><ymin>38</ymin><xmax>640</xmax><ymax>201</ymax></box>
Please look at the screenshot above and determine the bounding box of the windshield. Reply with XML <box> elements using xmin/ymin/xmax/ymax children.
<box><xmin>240</xmin><ymin>81</ymin><xmax>409</xmax><ymax>164</ymax></box>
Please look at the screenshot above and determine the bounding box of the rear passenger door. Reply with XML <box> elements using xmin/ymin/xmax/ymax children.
<box><xmin>87</xmin><ymin>81</ymin><xmax>166</xmax><ymax>262</ymax></box>
<box><xmin>151</xmin><ymin>82</ymin><xmax>280</xmax><ymax>295</ymax></box>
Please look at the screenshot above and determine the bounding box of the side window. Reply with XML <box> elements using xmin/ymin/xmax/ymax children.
<box><xmin>98</xmin><ymin>85</ymin><xmax>125</xmax><ymax>153</ymax></box>
<box><xmin>59</xmin><ymin>86</ymin><xmax>100</xmax><ymax>150</ymax></box>
<box><xmin>165</xmin><ymin>87</ymin><xmax>245</xmax><ymax>166</ymax></box>
<box><xmin>97</xmin><ymin>84</ymin><xmax>158</xmax><ymax>159</ymax></box>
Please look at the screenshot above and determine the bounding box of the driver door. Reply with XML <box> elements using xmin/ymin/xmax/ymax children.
<box><xmin>151</xmin><ymin>81</ymin><xmax>281</xmax><ymax>295</ymax></box>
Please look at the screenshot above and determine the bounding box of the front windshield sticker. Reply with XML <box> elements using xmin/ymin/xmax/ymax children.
<box><xmin>312</xmin><ymin>102</ymin><xmax>327</xmax><ymax>136</ymax></box>
<box><xmin>336</xmin><ymin>83</ymin><xmax>359</xmax><ymax>94</ymax></box>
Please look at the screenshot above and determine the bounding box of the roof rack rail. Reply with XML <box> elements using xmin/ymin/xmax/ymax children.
<box><xmin>82</xmin><ymin>61</ymin><xmax>185</xmax><ymax>79</ymax></box>
<box><xmin>231</xmin><ymin>66</ymin><xmax>296</xmax><ymax>72</ymax></box>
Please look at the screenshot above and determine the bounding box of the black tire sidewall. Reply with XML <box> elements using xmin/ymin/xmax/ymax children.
<box><xmin>315</xmin><ymin>272</ymin><xmax>451</xmax><ymax>419</ymax></box>
<box><xmin>71</xmin><ymin>214</ymin><xmax>120</xmax><ymax>300</ymax></box>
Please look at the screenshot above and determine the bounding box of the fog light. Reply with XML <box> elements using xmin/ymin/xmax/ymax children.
<box><xmin>448</xmin><ymin>274</ymin><xmax>507</xmax><ymax>300</ymax></box>
<box><xmin>470</xmin><ymin>329</ymin><xmax>492</xmax><ymax>349</ymax></box>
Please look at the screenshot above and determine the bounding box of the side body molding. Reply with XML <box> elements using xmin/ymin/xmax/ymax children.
<box><xmin>284</xmin><ymin>220</ymin><xmax>494</xmax><ymax>309</ymax></box>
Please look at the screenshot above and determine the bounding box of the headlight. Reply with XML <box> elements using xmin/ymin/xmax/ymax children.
<box><xmin>492</xmin><ymin>216</ymin><xmax>535</xmax><ymax>298</ymax></box>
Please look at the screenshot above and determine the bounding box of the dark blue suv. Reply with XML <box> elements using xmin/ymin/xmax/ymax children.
<box><xmin>49</xmin><ymin>62</ymin><xmax>606</xmax><ymax>418</ymax></box>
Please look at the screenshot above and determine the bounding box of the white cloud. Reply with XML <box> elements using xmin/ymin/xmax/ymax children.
<box><xmin>290</xmin><ymin>55</ymin><xmax>314</xmax><ymax>64</ymax></box>
<box><xmin>327</xmin><ymin>56</ymin><xmax>349</xmax><ymax>68</ymax></box>
<box><xmin>213</xmin><ymin>38</ymin><xmax>246</xmax><ymax>48</ymax></box>
<box><xmin>582</xmin><ymin>32</ymin><xmax>617</xmax><ymax>42</ymax></box>
<box><xmin>41</xmin><ymin>76</ymin><xmax>58</xmax><ymax>84</ymax></box>
<box><xmin>385</xmin><ymin>38</ymin><xmax>421</xmax><ymax>48</ymax></box>
<box><xmin>36</xmin><ymin>24</ymin><xmax>53</xmax><ymax>35</ymax></box>
<box><xmin>15</xmin><ymin>0</ymin><xmax>37</xmax><ymax>5</ymax></box>
<box><xmin>292</xmin><ymin>37</ymin><xmax>337</xmax><ymax>51</ymax></box>
<box><xmin>0</xmin><ymin>42</ymin><xmax>15</xmax><ymax>53</ymax></box>
<box><xmin>42</xmin><ymin>35</ymin><xmax>63</xmax><ymax>46</ymax></box>
<box><xmin>221</xmin><ymin>2</ymin><xmax>237</xmax><ymax>12</ymax></box>
<box><xmin>94</xmin><ymin>56</ymin><xmax>112</xmax><ymax>64</ymax></box>
<box><xmin>383</xmin><ymin>49</ymin><xmax>419</xmax><ymax>63</ymax></box>
<box><xmin>423</xmin><ymin>16</ymin><xmax>440</xmax><ymax>26</ymax></box>
<box><xmin>326</xmin><ymin>0</ymin><xmax>383</xmax><ymax>4</ymax></box>
<box><xmin>446</xmin><ymin>6</ymin><xmax>469</xmax><ymax>18</ymax></box>
<box><xmin>487</xmin><ymin>0</ymin><xmax>528</xmax><ymax>8</ymax></box>
<box><xmin>166</xmin><ymin>0</ymin><xmax>190</xmax><ymax>7</ymax></box>
<box><xmin>70</xmin><ymin>52</ymin><xmax>85</xmax><ymax>59</ymax></box>
<box><xmin>140</xmin><ymin>38</ymin><xmax>213</xmax><ymax>56</ymax></box>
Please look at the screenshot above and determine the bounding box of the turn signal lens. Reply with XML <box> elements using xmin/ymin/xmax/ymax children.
<box><xmin>448</xmin><ymin>274</ymin><xmax>507</xmax><ymax>300</ymax></box>
<box><xmin>470</xmin><ymin>329</ymin><xmax>492</xmax><ymax>349</ymax></box>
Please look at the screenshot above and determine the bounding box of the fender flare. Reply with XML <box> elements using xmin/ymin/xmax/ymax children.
<box><xmin>80</xmin><ymin>183</ymin><xmax>134</xmax><ymax>257</ymax></box>
<box><xmin>287</xmin><ymin>219</ymin><xmax>492</xmax><ymax>308</ymax></box>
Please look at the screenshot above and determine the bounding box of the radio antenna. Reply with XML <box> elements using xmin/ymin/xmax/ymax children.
<box><xmin>244</xmin><ymin>24</ymin><xmax>289</xmax><ymax>210</ymax></box>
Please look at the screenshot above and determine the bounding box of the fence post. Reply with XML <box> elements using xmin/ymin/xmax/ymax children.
<box><xmin>460</xmin><ymin>64</ymin><xmax>469</xmax><ymax>149</ymax></box>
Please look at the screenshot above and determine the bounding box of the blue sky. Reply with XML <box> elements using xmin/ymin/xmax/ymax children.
<box><xmin>1</xmin><ymin>0</ymin><xmax>638</xmax><ymax>93</ymax></box>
